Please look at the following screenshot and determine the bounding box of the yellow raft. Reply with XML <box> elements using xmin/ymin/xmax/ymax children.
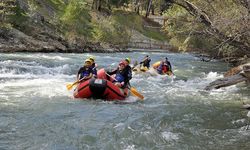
<box><xmin>152</xmin><ymin>61</ymin><xmax>173</xmax><ymax>76</ymax></box>
<box><xmin>132</xmin><ymin>66</ymin><xmax>149</xmax><ymax>74</ymax></box>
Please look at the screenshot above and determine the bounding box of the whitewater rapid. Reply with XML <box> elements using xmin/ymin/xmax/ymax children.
<box><xmin>1</xmin><ymin>52</ymin><xmax>250</xmax><ymax>150</ymax></box>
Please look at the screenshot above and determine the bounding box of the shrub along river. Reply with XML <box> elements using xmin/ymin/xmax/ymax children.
<box><xmin>0</xmin><ymin>52</ymin><xmax>250</xmax><ymax>149</ymax></box>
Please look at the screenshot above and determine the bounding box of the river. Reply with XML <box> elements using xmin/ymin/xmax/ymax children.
<box><xmin>0</xmin><ymin>52</ymin><xmax>250</xmax><ymax>150</ymax></box>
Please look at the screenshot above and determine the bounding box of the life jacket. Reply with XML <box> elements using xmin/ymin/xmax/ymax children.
<box><xmin>115</xmin><ymin>72</ymin><xmax>125</xmax><ymax>82</ymax></box>
<box><xmin>162</xmin><ymin>65</ymin><xmax>169</xmax><ymax>73</ymax></box>
<box><xmin>157</xmin><ymin>63</ymin><xmax>169</xmax><ymax>74</ymax></box>
<box><xmin>90</xmin><ymin>63</ymin><xmax>97</xmax><ymax>75</ymax></box>
<box><xmin>124</xmin><ymin>65</ymin><xmax>132</xmax><ymax>81</ymax></box>
<box><xmin>80</xmin><ymin>67</ymin><xmax>91</xmax><ymax>79</ymax></box>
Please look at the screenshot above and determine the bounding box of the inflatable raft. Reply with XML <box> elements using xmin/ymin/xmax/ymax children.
<box><xmin>152</xmin><ymin>61</ymin><xmax>173</xmax><ymax>76</ymax></box>
<box><xmin>132</xmin><ymin>66</ymin><xmax>149</xmax><ymax>74</ymax></box>
<box><xmin>132</xmin><ymin>62</ymin><xmax>173</xmax><ymax>76</ymax></box>
<box><xmin>73</xmin><ymin>69</ymin><xmax>129</xmax><ymax>100</ymax></box>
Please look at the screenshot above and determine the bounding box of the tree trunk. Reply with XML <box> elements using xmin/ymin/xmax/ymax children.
<box><xmin>92</xmin><ymin>0</ymin><xmax>102</xmax><ymax>11</ymax></box>
<box><xmin>205</xmin><ymin>64</ymin><xmax>250</xmax><ymax>90</ymax></box>
<box><xmin>145</xmin><ymin>0</ymin><xmax>153</xmax><ymax>18</ymax></box>
<box><xmin>204</xmin><ymin>74</ymin><xmax>248</xmax><ymax>90</ymax></box>
<box><xmin>167</xmin><ymin>0</ymin><xmax>250</xmax><ymax>55</ymax></box>
<box><xmin>151</xmin><ymin>4</ymin><xmax>155</xmax><ymax>15</ymax></box>
<box><xmin>134</xmin><ymin>0</ymin><xmax>140</xmax><ymax>15</ymax></box>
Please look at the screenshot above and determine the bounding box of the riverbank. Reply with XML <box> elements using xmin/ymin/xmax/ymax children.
<box><xmin>0</xmin><ymin>28</ymin><xmax>129</xmax><ymax>53</ymax></box>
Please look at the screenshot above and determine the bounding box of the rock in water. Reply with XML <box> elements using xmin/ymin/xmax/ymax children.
<box><xmin>205</xmin><ymin>63</ymin><xmax>250</xmax><ymax>90</ymax></box>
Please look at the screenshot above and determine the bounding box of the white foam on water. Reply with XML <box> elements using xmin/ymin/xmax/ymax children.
<box><xmin>113</xmin><ymin>123</ymin><xmax>124</xmax><ymax>128</ymax></box>
<box><xmin>1</xmin><ymin>53</ymin><xmax>70</xmax><ymax>61</ymax></box>
<box><xmin>0</xmin><ymin>72</ymin><xmax>37</xmax><ymax>79</ymax></box>
<box><xmin>161</xmin><ymin>131</ymin><xmax>179</xmax><ymax>141</ymax></box>
<box><xmin>124</xmin><ymin>96</ymin><xmax>138</xmax><ymax>103</ymax></box>
<box><xmin>205</xmin><ymin>72</ymin><xmax>223</xmax><ymax>80</ymax></box>
<box><xmin>232</xmin><ymin>119</ymin><xmax>246</xmax><ymax>124</ymax></box>
<box><xmin>39</xmin><ymin>54</ymin><xmax>69</xmax><ymax>60</ymax></box>
<box><xmin>0</xmin><ymin>77</ymin><xmax>72</xmax><ymax>98</ymax></box>
<box><xmin>124</xmin><ymin>145</ymin><xmax>136</xmax><ymax>150</ymax></box>
<box><xmin>247</xmin><ymin>111</ymin><xmax>250</xmax><ymax>117</ymax></box>
<box><xmin>0</xmin><ymin>60</ymin><xmax>74</xmax><ymax>78</ymax></box>
<box><xmin>209</xmin><ymin>85</ymin><xmax>239</xmax><ymax>96</ymax></box>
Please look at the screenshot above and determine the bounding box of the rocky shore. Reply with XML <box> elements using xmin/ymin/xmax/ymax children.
<box><xmin>0</xmin><ymin>27</ymin><xmax>128</xmax><ymax>53</ymax></box>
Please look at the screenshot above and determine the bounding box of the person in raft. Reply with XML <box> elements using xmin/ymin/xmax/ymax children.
<box><xmin>165</xmin><ymin>57</ymin><xmax>172</xmax><ymax>71</ymax></box>
<box><xmin>88</xmin><ymin>56</ymin><xmax>97</xmax><ymax>78</ymax></box>
<box><xmin>124</xmin><ymin>57</ymin><xmax>132</xmax><ymax>85</ymax></box>
<box><xmin>107</xmin><ymin>61</ymin><xmax>130</xmax><ymax>88</ymax></box>
<box><xmin>157</xmin><ymin>57</ymin><xmax>172</xmax><ymax>75</ymax></box>
<box><xmin>77</xmin><ymin>59</ymin><xmax>93</xmax><ymax>81</ymax></box>
<box><xmin>140</xmin><ymin>55</ymin><xmax>151</xmax><ymax>69</ymax></box>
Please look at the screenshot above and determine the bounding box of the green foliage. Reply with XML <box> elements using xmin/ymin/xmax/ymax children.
<box><xmin>91</xmin><ymin>14</ymin><xmax>130</xmax><ymax>45</ymax></box>
<box><xmin>110</xmin><ymin>0</ymin><xmax>129</xmax><ymax>6</ymax></box>
<box><xmin>163</xmin><ymin>5</ymin><xmax>194</xmax><ymax>50</ymax></box>
<box><xmin>9</xmin><ymin>3</ymin><xmax>28</xmax><ymax>28</ymax></box>
<box><xmin>163</xmin><ymin>0</ymin><xmax>249</xmax><ymax>57</ymax></box>
<box><xmin>163</xmin><ymin>3</ymin><xmax>219</xmax><ymax>52</ymax></box>
<box><xmin>141</xmin><ymin>28</ymin><xmax>168</xmax><ymax>41</ymax></box>
<box><xmin>60</xmin><ymin>0</ymin><xmax>92</xmax><ymax>39</ymax></box>
<box><xmin>112</xmin><ymin>10</ymin><xmax>168</xmax><ymax>41</ymax></box>
<box><xmin>112</xmin><ymin>11</ymin><xmax>143</xmax><ymax>30</ymax></box>
<box><xmin>0</xmin><ymin>0</ymin><xmax>17</xmax><ymax>27</ymax></box>
<box><xmin>37</xmin><ymin>0</ymin><xmax>66</xmax><ymax>17</ymax></box>
<box><xmin>91</xmin><ymin>10</ymin><xmax>168</xmax><ymax>45</ymax></box>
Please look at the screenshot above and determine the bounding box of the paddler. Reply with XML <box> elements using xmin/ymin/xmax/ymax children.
<box><xmin>76</xmin><ymin>59</ymin><xmax>93</xmax><ymax>81</ymax></box>
<box><xmin>107</xmin><ymin>61</ymin><xmax>129</xmax><ymax>88</ymax></box>
<box><xmin>164</xmin><ymin>57</ymin><xmax>172</xmax><ymax>72</ymax></box>
<box><xmin>124</xmin><ymin>57</ymin><xmax>132</xmax><ymax>85</ymax></box>
<box><xmin>88</xmin><ymin>56</ymin><xmax>97</xmax><ymax>78</ymax></box>
<box><xmin>157</xmin><ymin>57</ymin><xmax>172</xmax><ymax>75</ymax></box>
<box><xmin>140</xmin><ymin>55</ymin><xmax>151</xmax><ymax>69</ymax></box>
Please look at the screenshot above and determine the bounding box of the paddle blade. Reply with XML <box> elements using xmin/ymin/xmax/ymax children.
<box><xmin>66</xmin><ymin>83</ymin><xmax>74</xmax><ymax>90</ymax></box>
<box><xmin>130</xmin><ymin>87</ymin><xmax>144</xmax><ymax>100</ymax></box>
<box><xmin>66</xmin><ymin>80</ymin><xmax>79</xmax><ymax>90</ymax></box>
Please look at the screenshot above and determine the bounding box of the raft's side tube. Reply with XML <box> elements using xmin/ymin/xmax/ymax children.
<box><xmin>152</xmin><ymin>61</ymin><xmax>161</xmax><ymax>69</ymax></box>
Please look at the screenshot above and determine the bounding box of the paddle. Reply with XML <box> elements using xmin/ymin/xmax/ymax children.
<box><xmin>105</xmin><ymin>71</ymin><xmax>144</xmax><ymax>100</ymax></box>
<box><xmin>67</xmin><ymin>65</ymin><xmax>97</xmax><ymax>91</ymax></box>
<box><xmin>66</xmin><ymin>77</ymin><xmax>86</xmax><ymax>91</ymax></box>
<box><xmin>129</xmin><ymin>86</ymin><xmax>144</xmax><ymax>100</ymax></box>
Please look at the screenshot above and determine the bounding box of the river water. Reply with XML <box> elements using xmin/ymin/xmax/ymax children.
<box><xmin>0</xmin><ymin>52</ymin><xmax>250</xmax><ymax>150</ymax></box>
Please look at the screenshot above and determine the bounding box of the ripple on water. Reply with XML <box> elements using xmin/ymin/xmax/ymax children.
<box><xmin>1</xmin><ymin>52</ymin><xmax>250</xmax><ymax>149</ymax></box>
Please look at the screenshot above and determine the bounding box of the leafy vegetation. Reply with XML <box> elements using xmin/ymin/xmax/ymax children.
<box><xmin>162</xmin><ymin>0</ymin><xmax>249</xmax><ymax>58</ymax></box>
<box><xmin>0</xmin><ymin>0</ymin><xmax>249</xmax><ymax>60</ymax></box>
<box><xmin>60</xmin><ymin>0</ymin><xmax>92</xmax><ymax>40</ymax></box>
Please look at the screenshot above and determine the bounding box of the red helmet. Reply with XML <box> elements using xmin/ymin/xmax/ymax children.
<box><xmin>119</xmin><ymin>61</ymin><xmax>126</xmax><ymax>66</ymax></box>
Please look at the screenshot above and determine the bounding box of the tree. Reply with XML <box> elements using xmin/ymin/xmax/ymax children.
<box><xmin>0</xmin><ymin>0</ymin><xmax>16</xmax><ymax>26</ymax></box>
<box><xmin>145</xmin><ymin>0</ymin><xmax>153</xmax><ymax>17</ymax></box>
<box><xmin>163</xmin><ymin>0</ymin><xmax>250</xmax><ymax>57</ymax></box>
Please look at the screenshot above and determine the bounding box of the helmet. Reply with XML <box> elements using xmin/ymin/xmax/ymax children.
<box><xmin>89</xmin><ymin>56</ymin><xmax>95</xmax><ymax>62</ymax></box>
<box><xmin>125</xmin><ymin>57</ymin><xmax>131</xmax><ymax>64</ymax></box>
<box><xmin>85</xmin><ymin>59</ymin><xmax>91</xmax><ymax>63</ymax></box>
<box><xmin>119</xmin><ymin>61</ymin><xmax>126</xmax><ymax>66</ymax></box>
